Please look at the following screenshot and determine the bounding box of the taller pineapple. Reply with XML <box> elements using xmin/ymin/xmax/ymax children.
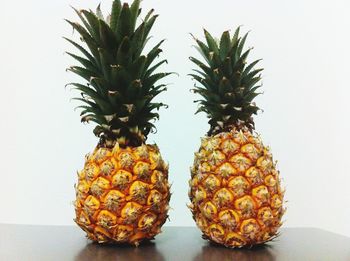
<box><xmin>65</xmin><ymin>0</ymin><xmax>171</xmax><ymax>245</ymax></box>
<box><xmin>188</xmin><ymin>28</ymin><xmax>285</xmax><ymax>248</ymax></box>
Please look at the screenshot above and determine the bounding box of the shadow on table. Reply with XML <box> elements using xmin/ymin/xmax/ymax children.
<box><xmin>193</xmin><ymin>242</ymin><xmax>275</xmax><ymax>261</ymax></box>
<box><xmin>74</xmin><ymin>241</ymin><xmax>165</xmax><ymax>261</ymax></box>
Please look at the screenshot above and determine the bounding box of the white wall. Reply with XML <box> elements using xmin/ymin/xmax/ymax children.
<box><xmin>1</xmin><ymin>0</ymin><xmax>350</xmax><ymax>237</ymax></box>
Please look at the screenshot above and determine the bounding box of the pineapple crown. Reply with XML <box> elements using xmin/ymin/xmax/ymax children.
<box><xmin>190</xmin><ymin>27</ymin><xmax>263</xmax><ymax>136</ymax></box>
<box><xmin>65</xmin><ymin>0</ymin><xmax>172</xmax><ymax>147</ymax></box>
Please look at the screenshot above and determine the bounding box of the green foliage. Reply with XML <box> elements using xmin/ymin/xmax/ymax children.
<box><xmin>190</xmin><ymin>27</ymin><xmax>262</xmax><ymax>134</ymax></box>
<box><xmin>65</xmin><ymin>0</ymin><xmax>171</xmax><ymax>146</ymax></box>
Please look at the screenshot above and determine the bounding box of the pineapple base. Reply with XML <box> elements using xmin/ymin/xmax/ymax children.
<box><xmin>74</xmin><ymin>143</ymin><xmax>170</xmax><ymax>246</ymax></box>
<box><xmin>189</xmin><ymin>129</ymin><xmax>285</xmax><ymax>248</ymax></box>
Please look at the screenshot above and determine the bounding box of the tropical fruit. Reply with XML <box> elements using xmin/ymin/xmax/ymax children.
<box><xmin>188</xmin><ymin>27</ymin><xmax>285</xmax><ymax>248</ymax></box>
<box><xmin>65</xmin><ymin>0</ymin><xmax>171</xmax><ymax>245</ymax></box>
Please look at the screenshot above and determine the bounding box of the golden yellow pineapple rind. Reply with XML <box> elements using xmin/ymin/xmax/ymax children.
<box><xmin>189</xmin><ymin>129</ymin><xmax>284</xmax><ymax>248</ymax></box>
<box><xmin>75</xmin><ymin>143</ymin><xmax>170</xmax><ymax>245</ymax></box>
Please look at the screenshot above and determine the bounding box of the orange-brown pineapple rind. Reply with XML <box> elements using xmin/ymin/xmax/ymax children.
<box><xmin>189</xmin><ymin>128</ymin><xmax>285</xmax><ymax>248</ymax></box>
<box><xmin>74</xmin><ymin>143</ymin><xmax>170</xmax><ymax>246</ymax></box>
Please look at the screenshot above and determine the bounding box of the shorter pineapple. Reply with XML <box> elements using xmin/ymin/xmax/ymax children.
<box><xmin>188</xmin><ymin>27</ymin><xmax>285</xmax><ymax>248</ymax></box>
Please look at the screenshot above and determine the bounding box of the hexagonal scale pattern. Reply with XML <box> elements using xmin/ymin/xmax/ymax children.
<box><xmin>189</xmin><ymin>129</ymin><xmax>285</xmax><ymax>248</ymax></box>
<box><xmin>74</xmin><ymin>143</ymin><xmax>170</xmax><ymax>246</ymax></box>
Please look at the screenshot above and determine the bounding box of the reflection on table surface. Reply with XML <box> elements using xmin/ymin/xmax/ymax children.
<box><xmin>75</xmin><ymin>241</ymin><xmax>165</xmax><ymax>261</ymax></box>
<box><xmin>75</xmin><ymin>240</ymin><xmax>276</xmax><ymax>261</ymax></box>
<box><xmin>193</xmin><ymin>243</ymin><xmax>275</xmax><ymax>261</ymax></box>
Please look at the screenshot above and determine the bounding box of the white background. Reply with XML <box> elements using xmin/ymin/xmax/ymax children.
<box><xmin>1</xmin><ymin>0</ymin><xmax>350</xmax><ymax>237</ymax></box>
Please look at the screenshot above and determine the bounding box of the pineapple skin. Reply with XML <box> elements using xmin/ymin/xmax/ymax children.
<box><xmin>74</xmin><ymin>143</ymin><xmax>170</xmax><ymax>246</ymax></box>
<box><xmin>189</xmin><ymin>128</ymin><xmax>284</xmax><ymax>248</ymax></box>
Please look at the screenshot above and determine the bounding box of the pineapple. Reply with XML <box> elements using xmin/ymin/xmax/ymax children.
<box><xmin>188</xmin><ymin>27</ymin><xmax>285</xmax><ymax>248</ymax></box>
<box><xmin>65</xmin><ymin>0</ymin><xmax>171</xmax><ymax>245</ymax></box>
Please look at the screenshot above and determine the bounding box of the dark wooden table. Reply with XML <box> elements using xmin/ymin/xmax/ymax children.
<box><xmin>1</xmin><ymin>224</ymin><xmax>350</xmax><ymax>261</ymax></box>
